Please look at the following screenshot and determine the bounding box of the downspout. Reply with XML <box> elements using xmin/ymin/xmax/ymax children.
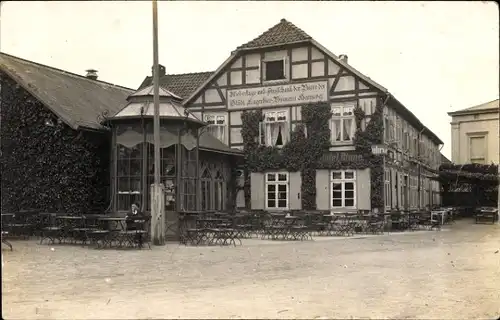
<box><xmin>140</xmin><ymin>106</ymin><xmax>147</xmax><ymax>213</ymax></box>
<box><xmin>382</xmin><ymin>93</ymin><xmax>391</xmax><ymax>212</ymax></box>
<box><xmin>417</xmin><ymin>127</ymin><xmax>426</xmax><ymax>210</ymax></box>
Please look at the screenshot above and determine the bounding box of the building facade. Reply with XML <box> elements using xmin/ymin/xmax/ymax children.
<box><xmin>0</xmin><ymin>52</ymin><xmax>133</xmax><ymax>214</ymax></box>
<box><xmin>141</xmin><ymin>19</ymin><xmax>444</xmax><ymax>212</ymax></box>
<box><xmin>449</xmin><ymin>99</ymin><xmax>499</xmax><ymax>165</ymax></box>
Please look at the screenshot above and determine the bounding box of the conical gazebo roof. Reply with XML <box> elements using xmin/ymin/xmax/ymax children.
<box><xmin>108</xmin><ymin>85</ymin><xmax>205</xmax><ymax>126</ymax></box>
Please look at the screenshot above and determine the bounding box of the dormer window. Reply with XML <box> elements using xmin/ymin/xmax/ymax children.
<box><xmin>263</xmin><ymin>59</ymin><xmax>286</xmax><ymax>81</ymax></box>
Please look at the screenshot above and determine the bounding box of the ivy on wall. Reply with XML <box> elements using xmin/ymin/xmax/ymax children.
<box><xmin>0</xmin><ymin>73</ymin><xmax>110</xmax><ymax>213</ymax></box>
<box><xmin>241</xmin><ymin>94</ymin><xmax>384</xmax><ymax>210</ymax></box>
<box><xmin>240</xmin><ymin>98</ymin><xmax>386</xmax><ymax>211</ymax></box>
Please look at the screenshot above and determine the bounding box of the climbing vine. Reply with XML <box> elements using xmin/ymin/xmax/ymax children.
<box><xmin>0</xmin><ymin>73</ymin><xmax>110</xmax><ymax>213</ymax></box>
<box><xmin>241</xmin><ymin>98</ymin><xmax>386</xmax><ymax>211</ymax></box>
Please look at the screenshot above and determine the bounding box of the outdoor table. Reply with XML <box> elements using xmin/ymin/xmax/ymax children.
<box><xmin>431</xmin><ymin>210</ymin><xmax>446</xmax><ymax>226</ymax></box>
<box><xmin>56</xmin><ymin>216</ymin><xmax>85</xmax><ymax>243</ymax></box>
<box><xmin>476</xmin><ymin>208</ymin><xmax>498</xmax><ymax>224</ymax></box>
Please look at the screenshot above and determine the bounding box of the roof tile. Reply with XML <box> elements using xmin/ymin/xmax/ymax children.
<box><xmin>0</xmin><ymin>52</ymin><xmax>133</xmax><ymax>130</ymax></box>
<box><xmin>138</xmin><ymin>71</ymin><xmax>213</xmax><ymax>99</ymax></box>
<box><xmin>236</xmin><ymin>18</ymin><xmax>312</xmax><ymax>50</ymax></box>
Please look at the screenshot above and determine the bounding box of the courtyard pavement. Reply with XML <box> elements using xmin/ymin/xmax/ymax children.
<box><xmin>2</xmin><ymin>219</ymin><xmax>499</xmax><ymax>319</ymax></box>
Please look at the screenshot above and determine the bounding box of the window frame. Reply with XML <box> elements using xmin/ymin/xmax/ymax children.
<box><xmin>116</xmin><ymin>143</ymin><xmax>143</xmax><ymax>212</ymax></box>
<box><xmin>262</xmin><ymin>57</ymin><xmax>288</xmax><ymax>83</ymax></box>
<box><xmin>330</xmin><ymin>170</ymin><xmax>357</xmax><ymax>209</ymax></box>
<box><xmin>265</xmin><ymin>172</ymin><xmax>289</xmax><ymax>210</ymax></box>
<box><xmin>259</xmin><ymin>109</ymin><xmax>290</xmax><ymax>148</ymax></box>
<box><xmin>468</xmin><ymin>134</ymin><xmax>487</xmax><ymax>164</ymax></box>
<box><xmin>204</xmin><ymin>113</ymin><xmax>228</xmax><ymax>144</ymax></box>
<box><xmin>330</xmin><ymin>103</ymin><xmax>356</xmax><ymax>144</ymax></box>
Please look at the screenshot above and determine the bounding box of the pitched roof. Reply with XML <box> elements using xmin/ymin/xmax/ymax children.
<box><xmin>236</xmin><ymin>18</ymin><xmax>312</xmax><ymax>50</ymax></box>
<box><xmin>110</xmin><ymin>85</ymin><xmax>205</xmax><ymax>126</ymax></box>
<box><xmin>448</xmin><ymin>99</ymin><xmax>499</xmax><ymax>116</ymax></box>
<box><xmin>138</xmin><ymin>71</ymin><xmax>213</xmax><ymax>98</ymax></box>
<box><xmin>0</xmin><ymin>52</ymin><xmax>133</xmax><ymax>130</ymax></box>
<box><xmin>440</xmin><ymin>153</ymin><xmax>452</xmax><ymax>164</ymax></box>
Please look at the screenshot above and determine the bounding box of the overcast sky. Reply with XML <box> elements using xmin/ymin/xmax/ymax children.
<box><xmin>1</xmin><ymin>1</ymin><xmax>498</xmax><ymax>158</ymax></box>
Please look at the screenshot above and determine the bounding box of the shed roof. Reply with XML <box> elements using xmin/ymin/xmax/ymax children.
<box><xmin>0</xmin><ymin>52</ymin><xmax>133</xmax><ymax>130</ymax></box>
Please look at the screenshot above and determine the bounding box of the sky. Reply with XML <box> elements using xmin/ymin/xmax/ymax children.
<box><xmin>1</xmin><ymin>1</ymin><xmax>498</xmax><ymax>159</ymax></box>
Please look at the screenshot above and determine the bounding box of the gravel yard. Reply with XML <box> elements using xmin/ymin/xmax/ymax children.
<box><xmin>2</xmin><ymin>219</ymin><xmax>499</xmax><ymax>319</ymax></box>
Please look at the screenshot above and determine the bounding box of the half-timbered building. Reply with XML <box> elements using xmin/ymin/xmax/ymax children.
<box><xmin>139</xmin><ymin>18</ymin><xmax>444</xmax><ymax>213</ymax></box>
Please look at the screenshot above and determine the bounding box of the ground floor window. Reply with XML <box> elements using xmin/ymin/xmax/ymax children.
<box><xmin>330</xmin><ymin>170</ymin><xmax>356</xmax><ymax>208</ymax></box>
<box><xmin>409</xmin><ymin>176</ymin><xmax>418</xmax><ymax>208</ymax></box>
<box><xmin>384</xmin><ymin>169</ymin><xmax>391</xmax><ymax>208</ymax></box>
<box><xmin>201</xmin><ymin>167</ymin><xmax>226</xmax><ymax>211</ymax></box>
<box><xmin>265</xmin><ymin>172</ymin><xmax>289</xmax><ymax>209</ymax></box>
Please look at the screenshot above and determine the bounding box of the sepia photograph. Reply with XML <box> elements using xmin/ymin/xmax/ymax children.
<box><xmin>1</xmin><ymin>1</ymin><xmax>499</xmax><ymax>319</ymax></box>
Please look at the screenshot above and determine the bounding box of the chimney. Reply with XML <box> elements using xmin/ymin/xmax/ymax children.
<box><xmin>339</xmin><ymin>54</ymin><xmax>348</xmax><ymax>64</ymax></box>
<box><xmin>151</xmin><ymin>64</ymin><xmax>166</xmax><ymax>77</ymax></box>
<box><xmin>85</xmin><ymin>69</ymin><xmax>98</xmax><ymax>80</ymax></box>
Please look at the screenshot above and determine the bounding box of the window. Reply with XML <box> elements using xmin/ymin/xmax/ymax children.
<box><xmin>384</xmin><ymin>169</ymin><xmax>391</xmax><ymax>208</ymax></box>
<box><xmin>204</xmin><ymin>114</ymin><xmax>226</xmax><ymax>143</ymax></box>
<box><xmin>263</xmin><ymin>59</ymin><xmax>286</xmax><ymax>81</ymax></box>
<box><xmin>201</xmin><ymin>166</ymin><xmax>226</xmax><ymax>211</ymax></box>
<box><xmin>260</xmin><ymin>110</ymin><xmax>289</xmax><ymax>147</ymax></box>
<box><xmin>469</xmin><ymin>136</ymin><xmax>486</xmax><ymax>164</ymax></box>
<box><xmin>409</xmin><ymin>176</ymin><xmax>418</xmax><ymax>208</ymax></box>
<box><xmin>331</xmin><ymin>105</ymin><xmax>355</xmax><ymax>143</ymax></box>
<box><xmin>146</xmin><ymin>144</ymin><xmax>176</xmax><ymax>211</ymax></box>
<box><xmin>117</xmin><ymin>143</ymin><xmax>143</xmax><ymax>211</ymax></box>
<box><xmin>265</xmin><ymin>172</ymin><xmax>289</xmax><ymax>209</ymax></box>
<box><xmin>330</xmin><ymin>170</ymin><xmax>356</xmax><ymax>208</ymax></box>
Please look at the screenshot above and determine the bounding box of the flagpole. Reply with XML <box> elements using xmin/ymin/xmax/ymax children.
<box><xmin>151</xmin><ymin>0</ymin><xmax>164</xmax><ymax>245</ymax></box>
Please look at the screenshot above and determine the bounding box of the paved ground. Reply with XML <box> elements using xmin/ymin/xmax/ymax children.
<box><xmin>2</xmin><ymin>219</ymin><xmax>500</xmax><ymax>319</ymax></box>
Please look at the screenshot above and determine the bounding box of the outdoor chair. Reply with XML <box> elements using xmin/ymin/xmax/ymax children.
<box><xmin>39</xmin><ymin>213</ymin><xmax>64</xmax><ymax>245</ymax></box>
<box><xmin>334</xmin><ymin>216</ymin><xmax>356</xmax><ymax>236</ymax></box>
<box><xmin>119</xmin><ymin>215</ymin><xmax>151</xmax><ymax>249</ymax></box>
<box><xmin>366</xmin><ymin>215</ymin><xmax>385</xmax><ymax>234</ymax></box>
<box><xmin>389</xmin><ymin>213</ymin><xmax>404</xmax><ymax>232</ymax></box>
<box><xmin>234</xmin><ymin>214</ymin><xmax>253</xmax><ymax>239</ymax></box>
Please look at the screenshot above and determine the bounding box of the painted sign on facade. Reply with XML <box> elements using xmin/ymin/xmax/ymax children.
<box><xmin>227</xmin><ymin>81</ymin><xmax>328</xmax><ymax>109</ymax></box>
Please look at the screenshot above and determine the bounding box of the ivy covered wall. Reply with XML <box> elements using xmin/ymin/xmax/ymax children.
<box><xmin>0</xmin><ymin>73</ymin><xmax>110</xmax><ymax>213</ymax></box>
<box><xmin>240</xmin><ymin>98</ymin><xmax>386</xmax><ymax>211</ymax></box>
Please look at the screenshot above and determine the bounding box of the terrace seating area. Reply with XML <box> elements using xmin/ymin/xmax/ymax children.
<box><xmin>175</xmin><ymin>208</ymin><xmax>455</xmax><ymax>247</ymax></box>
<box><xmin>1</xmin><ymin>207</ymin><xmax>466</xmax><ymax>251</ymax></box>
<box><xmin>1</xmin><ymin>211</ymin><xmax>151</xmax><ymax>251</ymax></box>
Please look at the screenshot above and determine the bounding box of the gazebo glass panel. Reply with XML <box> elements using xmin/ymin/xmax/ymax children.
<box><xmin>116</xmin><ymin>143</ymin><xmax>143</xmax><ymax>211</ymax></box>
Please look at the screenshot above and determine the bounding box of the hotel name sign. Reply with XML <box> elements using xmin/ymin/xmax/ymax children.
<box><xmin>227</xmin><ymin>81</ymin><xmax>328</xmax><ymax>109</ymax></box>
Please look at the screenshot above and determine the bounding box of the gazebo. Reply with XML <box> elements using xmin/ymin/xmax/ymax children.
<box><xmin>104</xmin><ymin>85</ymin><xmax>242</xmax><ymax>238</ymax></box>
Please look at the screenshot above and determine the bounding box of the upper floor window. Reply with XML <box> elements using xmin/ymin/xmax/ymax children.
<box><xmin>331</xmin><ymin>105</ymin><xmax>355</xmax><ymax>143</ymax></box>
<box><xmin>469</xmin><ymin>135</ymin><xmax>486</xmax><ymax>164</ymax></box>
<box><xmin>260</xmin><ymin>110</ymin><xmax>289</xmax><ymax>147</ymax></box>
<box><xmin>263</xmin><ymin>59</ymin><xmax>286</xmax><ymax>81</ymax></box>
<box><xmin>204</xmin><ymin>114</ymin><xmax>227</xmax><ymax>143</ymax></box>
<box><xmin>384</xmin><ymin>116</ymin><xmax>395</xmax><ymax>143</ymax></box>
